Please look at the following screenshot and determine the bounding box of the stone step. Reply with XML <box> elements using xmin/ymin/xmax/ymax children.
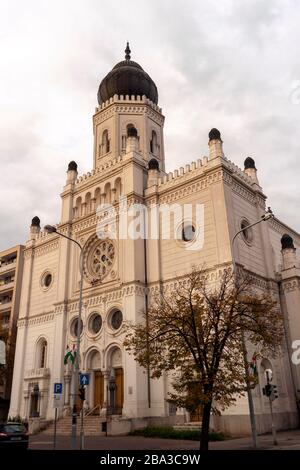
<box><xmin>40</xmin><ymin>415</ymin><xmax>107</xmax><ymax>436</ymax></box>
<box><xmin>173</xmin><ymin>422</ymin><xmax>202</xmax><ymax>431</ymax></box>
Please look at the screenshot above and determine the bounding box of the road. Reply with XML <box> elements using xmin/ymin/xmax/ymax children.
<box><xmin>29</xmin><ymin>429</ymin><xmax>300</xmax><ymax>450</ymax></box>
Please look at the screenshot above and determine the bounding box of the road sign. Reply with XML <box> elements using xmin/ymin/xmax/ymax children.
<box><xmin>53</xmin><ymin>394</ymin><xmax>63</xmax><ymax>408</ymax></box>
<box><xmin>80</xmin><ymin>373</ymin><xmax>90</xmax><ymax>386</ymax></box>
<box><xmin>54</xmin><ymin>382</ymin><xmax>63</xmax><ymax>394</ymax></box>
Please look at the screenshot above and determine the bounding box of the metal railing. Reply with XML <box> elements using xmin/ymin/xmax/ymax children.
<box><xmin>84</xmin><ymin>405</ymin><xmax>100</xmax><ymax>417</ymax></box>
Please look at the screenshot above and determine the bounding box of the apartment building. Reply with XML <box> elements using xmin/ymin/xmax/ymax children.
<box><xmin>0</xmin><ymin>245</ymin><xmax>24</xmax><ymax>418</ymax></box>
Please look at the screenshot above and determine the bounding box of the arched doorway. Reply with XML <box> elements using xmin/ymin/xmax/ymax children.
<box><xmin>107</xmin><ymin>347</ymin><xmax>124</xmax><ymax>415</ymax></box>
<box><xmin>86</xmin><ymin>350</ymin><xmax>103</xmax><ymax>414</ymax></box>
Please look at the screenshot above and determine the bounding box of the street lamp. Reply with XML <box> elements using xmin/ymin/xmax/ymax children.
<box><xmin>231</xmin><ymin>207</ymin><xmax>274</xmax><ymax>449</ymax></box>
<box><xmin>44</xmin><ymin>225</ymin><xmax>84</xmax><ymax>450</ymax></box>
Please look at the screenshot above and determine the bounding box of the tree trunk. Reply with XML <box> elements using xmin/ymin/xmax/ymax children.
<box><xmin>200</xmin><ymin>401</ymin><xmax>212</xmax><ymax>451</ymax></box>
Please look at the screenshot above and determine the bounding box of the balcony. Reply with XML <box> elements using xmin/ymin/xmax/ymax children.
<box><xmin>0</xmin><ymin>281</ymin><xmax>14</xmax><ymax>294</ymax></box>
<box><xmin>24</xmin><ymin>368</ymin><xmax>51</xmax><ymax>380</ymax></box>
<box><xmin>0</xmin><ymin>301</ymin><xmax>12</xmax><ymax>313</ymax></box>
<box><xmin>0</xmin><ymin>260</ymin><xmax>16</xmax><ymax>275</ymax></box>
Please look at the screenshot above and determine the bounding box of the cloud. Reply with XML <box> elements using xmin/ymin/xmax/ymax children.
<box><xmin>0</xmin><ymin>0</ymin><xmax>299</xmax><ymax>251</ymax></box>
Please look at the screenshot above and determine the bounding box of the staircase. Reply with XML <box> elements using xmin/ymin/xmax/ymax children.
<box><xmin>173</xmin><ymin>422</ymin><xmax>202</xmax><ymax>432</ymax></box>
<box><xmin>41</xmin><ymin>415</ymin><xmax>106</xmax><ymax>436</ymax></box>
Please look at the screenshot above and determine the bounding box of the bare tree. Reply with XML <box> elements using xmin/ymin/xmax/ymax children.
<box><xmin>124</xmin><ymin>267</ymin><xmax>284</xmax><ymax>451</ymax></box>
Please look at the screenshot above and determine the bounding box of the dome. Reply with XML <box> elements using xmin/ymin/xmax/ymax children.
<box><xmin>209</xmin><ymin>128</ymin><xmax>221</xmax><ymax>141</ymax></box>
<box><xmin>31</xmin><ymin>216</ymin><xmax>40</xmax><ymax>227</ymax></box>
<box><xmin>68</xmin><ymin>161</ymin><xmax>78</xmax><ymax>172</ymax></box>
<box><xmin>244</xmin><ymin>157</ymin><xmax>256</xmax><ymax>170</ymax></box>
<box><xmin>97</xmin><ymin>43</ymin><xmax>158</xmax><ymax>105</ymax></box>
<box><xmin>281</xmin><ymin>234</ymin><xmax>295</xmax><ymax>250</ymax></box>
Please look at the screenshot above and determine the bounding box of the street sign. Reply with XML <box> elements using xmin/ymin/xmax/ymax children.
<box><xmin>80</xmin><ymin>373</ymin><xmax>90</xmax><ymax>386</ymax></box>
<box><xmin>53</xmin><ymin>394</ymin><xmax>63</xmax><ymax>408</ymax></box>
<box><xmin>54</xmin><ymin>382</ymin><xmax>63</xmax><ymax>394</ymax></box>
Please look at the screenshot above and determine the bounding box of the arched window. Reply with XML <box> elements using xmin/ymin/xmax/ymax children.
<box><xmin>126</xmin><ymin>123</ymin><xmax>136</xmax><ymax>136</ymax></box>
<box><xmin>150</xmin><ymin>130</ymin><xmax>158</xmax><ymax>156</ymax></box>
<box><xmin>101</xmin><ymin>130</ymin><xmax>110</xmax><ymax>155</ymax></box>
<box><xmin>36</xmin><ymin>339</ymin><xmax>47</xmax><ymax>369</ymax></box>
<box><xmin>74</xmin><ymin>196</ymin><xmax>82</xmax><ymax>218</ymax></box>
<box><xmin>85</xmin><ymin>192</ymin><xmax>91</xmax><ymax>215</ymax></box>
<box><xmin>114</xmin><ymin>178</ymin><xmax>122</xmax><ymax>199</ymax></box>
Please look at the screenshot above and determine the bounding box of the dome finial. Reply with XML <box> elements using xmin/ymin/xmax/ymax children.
<box><xmin>125</xmin><ymin>42</ymin><xmax>131</xmax><ymax>60</ymax></box>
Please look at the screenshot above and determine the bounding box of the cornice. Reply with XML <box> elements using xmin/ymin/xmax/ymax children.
<box><xmin>54</xmin><ymin>283</ymin><xmax>146</xmax><ymax>315</ymax></box>
<box><xmin>17</xmin><ymin>311</ymin><xmax>55</xmax><ymax>328</ymax></box>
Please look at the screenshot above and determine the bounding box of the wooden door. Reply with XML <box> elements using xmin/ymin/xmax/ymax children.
<box><xmin>115</xmin><ymin>368</ymin><xmax>124</xmax><ymax>413</ymax></box>
<box><xmin>94</xmin><ymin>371</ymin><xmax>104</xmax><ymax>410</ymax></box>
<box><xmin>190</xmin><ymin>405</ymin><xmax>203</xmax><ymax>422</ymax></box>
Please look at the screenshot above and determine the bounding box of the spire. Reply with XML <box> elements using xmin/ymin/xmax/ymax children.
<box><xmin>125</xmin><ymin>42</ymin><xmax>131</xmax><ymax>60</ymax></box>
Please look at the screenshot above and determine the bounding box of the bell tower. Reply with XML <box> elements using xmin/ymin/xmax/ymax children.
<box><xmin>92</xmin><ymin>43</ymin><xmax>165</xmax><ymax>171</ymax></box>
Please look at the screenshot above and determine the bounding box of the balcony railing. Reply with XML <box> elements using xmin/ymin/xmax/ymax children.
<box><xmin>24</xmin><ymin>367</ymin><xmax>51</xmax><ymax>380</ymax></box>
<box><xmin>0</xmin><ymin>301</ymin><xmax>12</xmax><ymax>312</ymax></box>
<box><xmin>0</xmin><ymin>260</ymin><xmax>16</xmax><ymax>274</ymax></box>
<box><xmin>0</xmin><ymin>281</ymin><xmax>14</xmax><ymax>293</ymax></box>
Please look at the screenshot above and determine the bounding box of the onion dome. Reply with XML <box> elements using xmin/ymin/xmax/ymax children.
<box><xmin>281</xmin><ymin>234</ymin><xmax>295</xmax><ymax>250</ymax></box>
<box><xmin>209</xmin><ymin>128</ymin><xmax>221</xmax><ymax>141</ymax></box>
<box><xmin>31</xmin><ymin>216</ymin><xmax>40</xmax><ymax>227</ymax></box>
<box><xmin>97</xmin><ymin>42</ymin><xmax>158</xmax><ymax>105</ymax></box>
<box><xmin>68</xmin><ymin>161</ymin><xmax>78</xmax><ymax>171</ymax></box>
<box><xmin>244</xmin><ymin>157</ymin><xmax>256</xmax><ymax>170</ymax></box>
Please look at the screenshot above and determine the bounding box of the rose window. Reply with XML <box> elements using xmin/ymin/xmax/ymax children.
<box><xmin>90</xmin><ymin>240</ymin><xmax>115</xmax><ymax>279</ymax></box>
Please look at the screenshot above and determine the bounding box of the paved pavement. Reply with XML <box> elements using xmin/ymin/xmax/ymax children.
<box><xmin>29</xmin><ymin>429</ymin><xmax>300</xmax><ymax>450</ymax></box>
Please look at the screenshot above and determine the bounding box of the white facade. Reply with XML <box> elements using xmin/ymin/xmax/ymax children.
<box><xmin>9</xmin><ymin>48</ymin><xmax>300</xmax><ymax>435</ymax></box>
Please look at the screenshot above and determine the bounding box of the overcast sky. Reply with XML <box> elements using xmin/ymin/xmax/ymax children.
<box><xmin>0</xmin><ymin>0</ymin><xmax>299</xmax><ymax>250</ymax></box>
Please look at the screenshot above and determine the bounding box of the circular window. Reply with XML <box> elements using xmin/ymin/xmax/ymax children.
<box><xmin>88</xmin><ymin>313</ymin><xmax>102</xmax><ymax>334</ymax></box>
<box><xmin>85</xmin><ymin>240</ymin><xmax>115</xmax><ymax>281</ymax></box>
<box><xmin>241</xmin><ymin>219</ymin><xmax>253</xmax><ymax>244</ymax></box>
<box><xmin>110</xmin><ymin>310</ymin><xmax>123</xmax><ymax>330</ymax></box>
<box><xmin>70</xmin><ymin>318</ymin><xmax>83</xmax><ymax>338</ymax></box>
<box><xmin>181</xmin><ymin>224</ymin><xmax>196</xmax><ymax>242</ymax></box>
<box><xmin>41</xmin><ymin>271</ymin><xmax>53</xmax><ymax>290</ymax></box>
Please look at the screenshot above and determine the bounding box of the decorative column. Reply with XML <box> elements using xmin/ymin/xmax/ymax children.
<box><xmin>111</xmin><ymin>188</ymin><xmax>117</xmax><ymax>204</ymax></box>
<box><xmin>91</xmin><ymin>198</ymin><xmax>96</xmax><ymax>213</ymax></box>
<box><xmin>23</xmin><ymin>391</ymin><xmax>30</xmax><ymax>420</ymax></box>
<box><xmin>64</xmin><ymin>374</ymin><xmax>71</xmax><ymax>407</ymax></box>
<box><xmin>100</xmin><ymin>370</ymin><xmax>110</xmax><ymax>417</ymax></box>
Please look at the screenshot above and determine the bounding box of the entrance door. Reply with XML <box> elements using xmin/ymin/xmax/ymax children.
<box><xmin>94</xmin><ymin>370</ymin><xmax>104</xmax><ymax>412</ymax></box>
<box><xmin>115</xmin><ymin>368</ymin><xmax>124</xmax><ymax>413</ymax></box>
<box><xmin>190</xmin><ymin>405</ymin><xmax>203</xmax><ymax>422</ymax></box>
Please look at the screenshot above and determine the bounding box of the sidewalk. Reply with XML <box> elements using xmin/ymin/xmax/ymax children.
<box><xmin>29</xmin><ymin>429</ymin><xmax>300</xmax><ymax>450</ymax></box>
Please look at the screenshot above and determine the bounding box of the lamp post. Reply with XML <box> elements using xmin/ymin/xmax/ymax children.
<box><xmin>44</xmin><ymin>225</ymin><xmax>84</xmax><ymax>450</ymax></box>
<box><xmin>231</xmin><ymin>207</ymin><xmax>274</xmax><ymax>449</ymax></box>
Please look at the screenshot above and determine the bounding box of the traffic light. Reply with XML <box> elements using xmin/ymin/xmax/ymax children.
<box><xmin>265</xmin><ymin>383</ymin><xmax>272</xmax><ymax>397</ymax></box>
<box><xmin>79</xmin><ymin>386</ymin><xmax>85</xmax><ymax>401</ymax></box>
<box><xmin>271</xmin><ymin>384</ymin><xmax>278</xmax><ymax>401</ymax></box>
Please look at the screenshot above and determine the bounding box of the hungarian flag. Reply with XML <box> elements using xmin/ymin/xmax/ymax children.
<box><xmin>64</xmin><ymin>345</ymin><xmax>76</xmax><ymax>365</ymax></box>
<box><xmin>249</xmin><ymin>352</ymin><xmax>259</xmax><ymax>377</ymax></box>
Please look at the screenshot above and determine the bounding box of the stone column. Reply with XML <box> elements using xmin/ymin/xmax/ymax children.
<box><xmin>91</xmin><ymin>198</ymin><xmax>96</xmax><ymax>213</ymax></box>
<box><xmin>100</xmin><ymin>370</ymin><xmax>110</xmax><ymax>417</ymax></box>
<box><xmin>64</xmin><ymin>374</ymin><xmax>71</xmax><ymax>406</ymax></box>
